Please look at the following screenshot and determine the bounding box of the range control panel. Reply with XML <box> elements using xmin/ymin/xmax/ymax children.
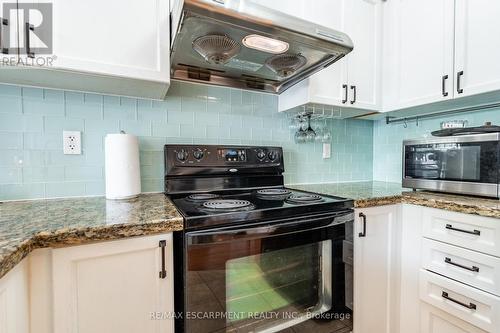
<box><xmin>165</xmin><ymin>145</ymin><xmax>284</xmax><ymax>175</ymax></box>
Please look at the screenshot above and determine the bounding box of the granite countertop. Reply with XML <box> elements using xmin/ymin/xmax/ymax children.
<box><xmin>0</xmin><ymin>193</ymin><xmax>183</xmax><ymax>279</ymax></box>
<box><xmin>290</xmin><ymin>181</ymin><xmax>500</xmax><ymax>219</ymax></box>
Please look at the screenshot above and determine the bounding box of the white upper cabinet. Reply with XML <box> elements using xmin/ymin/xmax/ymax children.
<box><xmin>51</xmin><ymin>0</ymin><xmax>169</xmax><ymax>83</ymax></box>
<box><xmin>382</xmin><ymin>0</ymin><xmax>455</xmax><ymax>111</ymax></box>
<box><xmin>249</xmin><ymin>0</ymin><xmax>306</xmax><ymax>17</ymax></box>
<box><xmin>454</xmin><ymin>0</ymin><xmax>500</xmax><ymax>98</ymax></box>
<box><xmin>278</xmin><ymin>0</ymin><xmax>381</xmax><ymax>112</ymax></box>
<box><xmin>0</xmin><ymin>0</ymin><xmax>170</xmax><ymax>99</ymax></box>
<box><xmin>343</xmin><ymin>0</ymin><xmax>382</xmax><ymax>109</ymax></box>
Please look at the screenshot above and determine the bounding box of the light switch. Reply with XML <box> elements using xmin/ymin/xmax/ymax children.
<box><xmin>322</xmin><ymin>143</ymin><xmax>331</xmax><ymax>159</ymax></box>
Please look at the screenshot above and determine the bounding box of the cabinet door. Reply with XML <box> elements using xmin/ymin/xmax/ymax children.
<box><xmin>354</xmin><ymin>205</ymin><xmax>401</xmax><ymax>333</ymax></box>
<box><xmin>52</xmin><ymin>234</ymin><xmax>174</xmax><ymax>333</ymax></box>
<box><xmin>50</xmin><ymin>0</ymin><xmax>169</xmax><ymax>83</ymax></box>
<box><xmin>454</xmin><ymin>0</ymin><xmax>500</xmax><ymax>97</ymax></box>
<box><xmin>278</xmin><ymin>0</ymin><xmax>347</xmax><ymax>111</ymax></box>
<box><xmin>249</xmin><ymin>0</ymin><xmax>306</xmax><ymax>17</ymax></box>
<box><xmin>0</xmin><ymin>260</ymin><xmax>30</xmax><ymax>333</ymax></box>
<box><xmin>344</xmin><ymin>0</ymin><xmax>382</xmax><ymax>110</ymax></box>
<box><xmin>383</xmin><ymin>0</ymin><xmax>455</xmax><ymax>111</ymax></box>
<box><xmin>420</xmin><ymin>303</ymin><xmax>488</xmax><ymax>333</ymax></box>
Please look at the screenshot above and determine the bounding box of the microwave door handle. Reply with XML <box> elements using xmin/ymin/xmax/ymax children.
<box><xmin>188</xmin><ymin>215</ymin><xmax>350</xmax><ymax>245</ymax></box>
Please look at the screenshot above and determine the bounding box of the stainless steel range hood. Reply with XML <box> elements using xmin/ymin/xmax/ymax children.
<box><xmin>170</xmin><ymin>0</ymin><xmax>353</xmax><ymax>94</ymax></box>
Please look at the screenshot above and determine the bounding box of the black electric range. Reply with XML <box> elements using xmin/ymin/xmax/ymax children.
<box><xmin>165</xmin><ymin>145</ymin><xmax>354</xmax><ymax>333</ymax></box>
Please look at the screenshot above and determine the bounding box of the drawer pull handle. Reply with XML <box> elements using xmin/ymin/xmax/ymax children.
<box><xmin>445</xmin><ymin>257</ymin><xmax>480</xmax><ymax>272</ymax></box>
<box><xmin>442</xmin><ymin>291</ymin><xmax>476</xmax><ymax>310</ymax></box>
<box><xmin>358</xmin><ymin>212</ymin><xmax>367</xmax><ymax>237</ymax></box>
<box><xmin>445</xmin><ymin>224</ymin><xmax>481</xmax><ymax>236</ymax></box>
<box><xmin>159</xmin><ymin>240</ymin><xmax>167</xmax><ymax>279</ymax></box>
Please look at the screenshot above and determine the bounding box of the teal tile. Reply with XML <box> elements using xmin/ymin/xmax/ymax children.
<box><xmin>140</xmin><ymin>164</ymin><xmax>163</xmax><ymax>179</ymax></box>
<box><xmin>140</xmin><ymin>151</ymin><xmax>153</xmax><ymax>166</ymax></box>
<box><xmin>0</xmin><ymin>133</ymin><xmax>23</xmax><ymax>149</ymax></box>
<box><xmin>206</xmin><ymin>125</ymin><xmax>229</xmax><ymax>139</ymax></box>
<box><xmin>65</xmin><ymin>91</ymin><xmax>84</xmax><ymax>103</ymax></box>
<box><xmin>85</xmin><ymin>118</ymin><xmax>119</xmax><ymax>134</ymax></box>
<box><xmin>0</xmin><ymin>183</ymin><xmax>45</xmax><ymax>200</ymax></box>
<box><xmin>180</xmin><ymin>124</ymin><xmax>206</xmax><ymax>137</ymax></box>
<box><xmin>65</xmin><ymin>166</ymin><xmax>103</xmax><ymax>181</ymax></box>
<box><xmin>22</xmin><ymin>167</ymin><xmax>64</xmax><ymax>182</ymax></box>
<box><xmin>66</xmin><ymin>103</ymin><xmax>102</xmax><ymax>119</ymax></box>
<box><xmin>181</xmin><ymin>97</ymin><xmax>207</xmax><ymax>113</ymax></box>
<box><xmin>229</xmin><ymin>127</ymin><xmax>251</xmax><ymax>140</ymax></box>
<box><xmin>252</xmin><ymin>128</ymin><xmax>272</xmax><ymax>141</ymax></box>
<box><xmin>0</xmin><ymin>114</ymin><xmax>24</xmax><ymax>131</ymax></box>
<box><xmin>43</xmin><ymin>89</ymin><xmax>65</xmax><ymax>101</ymax></box>
<box><xmin>84</xmin><ymin>93</ymin><xmax>103</xmax><ymax>105</ymax></box>
<box><xmin>167</xmin><ymin>110</ymin><xmax>194</xmax><ymax>124</ymax></box>
<box><xmin>152</xmin><ymin>122</ymin><xmax>180</xmax><ymax>137</ymax></box>
<box><xmin>82</xmin><ymin>133</ymin><xmax>104</xmax><ymax>152</ymax></box>
<box><xmin>45</xmin><ymin>181</ymin><xmax>86</xmax><ymax>198</ymax></box>
<box><xmin>195</xmin><ymin>112</ymin><xmax>219</xmax><ymax>126</ymax></box>
<box><xmin>22</xmin><ymin>87</ymin><xmax>43</xmax><ymax>99</ymax></box>
<box><xmin>207</xmin><ymin>86</ymin><xmax>231</xmax><ymax>103</ymax></box>
<box><xmin>141</xmin><ymin>178</ymin><xmax>163</xmax><ymax>193</ymax></box>
<box><xmin>23</xmin><ymin>132</ymin><xmax>62</xmax><ymax>150</ymax></box>
<box><xmin>84</xmin><ymin>149</ymin><xmax>105</xmax><ymax>165</ymax></box>
<box><xmin>0</xmin><ymin>85</ymin><xmax>21</xmax><ymax>97</ymax></box>
<box><xmin>44</xmin><ymin>151</ymin><xmax>86</xmax><ymax>166</ymax></box>
<box><xmin>119</xmin><ymin>120</ymin><xmax>151</xmax><ymax>136</ymax></box>
<box><xmin>0</xmin><ymin>95</ymin><xmax>22</xmax><ymax>114</ymax></box>
<box><xmin>103</xmin><ymin>105</ymin><xmax>136</xmax><ymax>121</ymax></box>
<box><xmin>84</xmin><ymin>181</ymin><xmax>105</xmax><ymax>196</ymax></box>
<box><xmin>24</xmin><ymin>98</ymin><xmax>64</xmax><ymax>116</ymax></box>
<box><xmin>44</xmin><ymin>116</ymin><xmax>84</xmax><ymax>132</ymax></box>
<box><xmin>138</xmin><ymin>103</ymin><xmax>167</xmax><ymax>121</ymax></box>
<box><xmin>138</xmin><ymin>137</ymin><xmax>166</xmax><ymax>151</ymax></box>
<box><xmin>0</xmin><ymin>167</ymin><xmax>22</xmax><ymax>184</ymax></box>
<box><xmin>0</xmin><ymin>150</ymin><xmax>23</xmax><ymax>166</ymax></box>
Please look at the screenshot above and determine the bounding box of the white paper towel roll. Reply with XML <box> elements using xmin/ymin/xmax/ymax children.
<box><xmin>105</xmin><ymin>133</ymin><xmax>141</xmax><ymax>200</ymax></box>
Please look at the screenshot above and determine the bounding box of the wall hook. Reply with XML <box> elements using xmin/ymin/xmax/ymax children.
<box><xmin>403</xmin><ymin>118</ymin><xmax>408</xmax><ymax>128</ymax></box>
<box><xmin>416</xmin><ymin>116</ymin><xmax>419</xmax><ymax>127</ymax></box>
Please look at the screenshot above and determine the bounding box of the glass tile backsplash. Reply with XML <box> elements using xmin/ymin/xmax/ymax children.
<box><xmin>0</xmin><ymin>82</ymin><xmax>373</xmax><ymax>200</ymax></box>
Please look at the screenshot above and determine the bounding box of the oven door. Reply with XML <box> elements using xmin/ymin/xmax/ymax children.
<box><xmin>183</xmin><ymin>210</ymin><xmax>352</xmax><ymax>333</ymax></box>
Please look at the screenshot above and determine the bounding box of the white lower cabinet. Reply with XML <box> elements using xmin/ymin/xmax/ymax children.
<box><xmin>0</xmin><ymin>259</ymin><xmax>30</xmax><ymax>333</ymax></box>
<box><xmin>420</xmin><ymin>302</ymin><xmax>488</xmax><ymax>333</ymax></box>
<box><xmin>353</xmin><ymin>205</ymin><xmax>401</xmax><ymax>333</ymax></box>
<box><xmin>398</xmin><ymin>205</ymin><xmax>500</xmax><ymax>333</ymax></box>
<box><xmin>52</xmin><ymin>233</ymin><xmax>174</xmax><ymax>333</ymax></box>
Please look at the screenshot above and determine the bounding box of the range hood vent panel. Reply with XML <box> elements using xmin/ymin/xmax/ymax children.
<box><xmin>170</xmin><ymin>0</ymin><xmax>353</xmax><ymax>94</ymax></box>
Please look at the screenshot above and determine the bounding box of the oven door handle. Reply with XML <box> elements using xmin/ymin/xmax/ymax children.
<box><xmin>188</xmin><ymin>211</ymin><xmax>353</xmax><ymax>245</ymax></box>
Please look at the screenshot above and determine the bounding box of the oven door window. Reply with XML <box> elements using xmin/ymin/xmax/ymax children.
<box><xmin>226</xmin><ymin>240</ymin><xmax>331</xmax><ymax>331</ymax></box>
<box><xmin>404</xmin><ymin>141</ymin><xmax>499</xmax><ymax>183</ymax></box>
<box><xmin>185</xmin><ymin>216</ymin><xmax>347</xmax><ymax>333</ymax></box>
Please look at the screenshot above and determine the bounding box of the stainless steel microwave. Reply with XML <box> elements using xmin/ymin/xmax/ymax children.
<box><xmin>402</xmin><ymin>133</ymin><xmax>500</xmax><ymax>198</ymax></box>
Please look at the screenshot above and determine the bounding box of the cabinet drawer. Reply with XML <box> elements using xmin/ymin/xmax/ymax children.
<box><xmin>420</xmin><ymin>269</ymin><xmax>500</xmax><ymax>332</ymax></box>
<box><xmin>420</xmin><ymin>302</ymin><xmax>488</xmax><ymax>333</ymax></box>
<box><xmin>422</xmin><ymin>208</ymin><xmax>500</xmax><ymax>257</ymax></box>
<box><xmin>422</xmin><ymin>238</ymin><xmax>500</xmax><ymax>296</ymax></box>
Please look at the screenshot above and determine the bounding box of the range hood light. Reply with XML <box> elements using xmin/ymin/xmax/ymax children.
<box><xmin>242</xmin><ymin>35</ymin><xmax>289</xmax><ymax>54</ymax></box>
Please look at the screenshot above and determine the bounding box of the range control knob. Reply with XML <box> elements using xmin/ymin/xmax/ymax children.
<box><xmin>268</xmin><ymin>151</ymin><xmax>278</xmax><ymax>162</ymax></box>
<box><xmin>193</xmin><ymin>149</ymin><xmax>204</xmax><ymax>160</ymax></box>
<box><xmin>176</xmin><ymin>149</ymin><xmax>188</xmax><ymax>162</ymax></box>
<box><xmin>256</xmin><ymin>149</ymin><xmax>266</xmax><ymax>160</ymax></box>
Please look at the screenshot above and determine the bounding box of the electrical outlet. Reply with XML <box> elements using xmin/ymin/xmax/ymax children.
<box><xmin>63</xmin><ymin>131</ymin><xmax>82</xmax><ymax>155</ymax></box>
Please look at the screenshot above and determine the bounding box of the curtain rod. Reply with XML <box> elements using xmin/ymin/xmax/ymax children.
<box><xmin>385</xmin><ymin>102</ymin><xmax>500</xmax><ymax>125</ymax></box>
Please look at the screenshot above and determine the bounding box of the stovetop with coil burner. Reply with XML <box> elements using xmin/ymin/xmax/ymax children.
<box><xmin>170</xmin><ymin>187</ymin><xmax>352</xmax><ymax>230</ymax></box>
<box><xmin>164</xmin><ymin>144</ymin><xmax>353</xmax><ymax>230</ymax></box>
